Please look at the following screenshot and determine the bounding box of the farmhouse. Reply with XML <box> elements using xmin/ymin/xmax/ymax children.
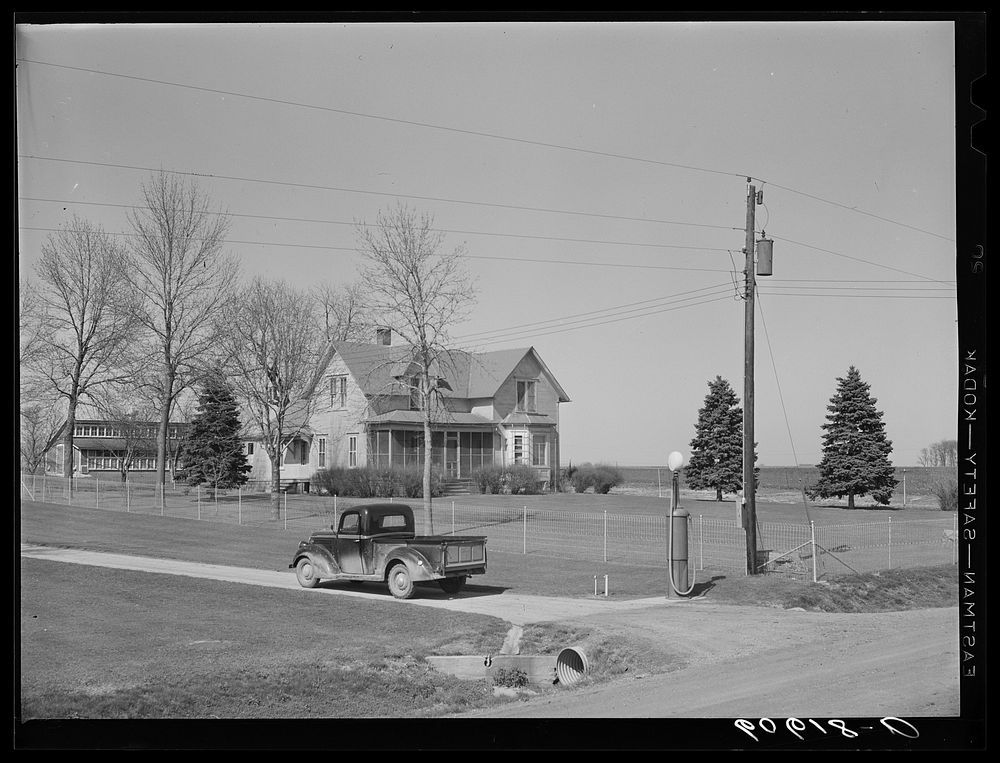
<box><xmin>243</xmin><ymin>330</ymin><xmax>570</xmax><ymax>492</ymax></box>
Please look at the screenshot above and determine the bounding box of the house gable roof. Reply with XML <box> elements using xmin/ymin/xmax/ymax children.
<box><xmin>320</xmin><ymin>341</ymin><xmax>570</xmax><ymax>403</ymax></box>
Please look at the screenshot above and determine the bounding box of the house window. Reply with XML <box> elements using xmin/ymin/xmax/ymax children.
<box><xmin>318</xmin><ymin>438</ymin><xmax>327</xmax><ymax>467</ymax></box>
<box><xmin>348</xmin><ymin>435</ymin><xmax>358</xmax><ymax>467</ymax></box>
<box><xmin>408</xmin><ymin>376</ymin><xmax>421</xmax><ymax>411</ymax></box>
<box><xmin>513</xmin><ymin>434</ymin><xmax>525</xmax><ymax>465</ymax></box>
<box><xmin>516</xmin><ymin>380</ymin><xmax>537</xmax><ymax>412</ymax></box>
<box><xmin>242</xmin><ymin>442</ymin><xmax>255</xmax><ymax>456</ymax></box>
<box><xmin>532</xmin><ymin>434</ymin><xmax>548</xmax><ymax>466</ymax></box>
<box><xmin>331</xmin><ymin>376</ymin><xmax>347</xmax><ymax>409</ymax></box>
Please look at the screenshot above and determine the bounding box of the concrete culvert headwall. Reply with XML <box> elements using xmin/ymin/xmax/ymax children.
<box><xmin>555</xmin><ymin>647</ymin><xmax>589</xmax><ymax>686</ymax></box>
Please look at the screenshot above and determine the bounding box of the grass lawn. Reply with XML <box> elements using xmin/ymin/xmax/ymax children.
<box><xmin>18</xmin><ymin>500</ymin><xmax>958</xmax><ymax>721</ymax></box>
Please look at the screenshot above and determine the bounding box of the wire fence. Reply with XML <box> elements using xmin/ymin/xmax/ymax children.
<box><xmin>20</xmin><ymin>473</ymin><xmax>959</xmax><ymax>578</ymax></box>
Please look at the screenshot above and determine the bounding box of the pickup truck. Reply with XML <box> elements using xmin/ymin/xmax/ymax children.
<box><xmin>289</xmin><ymin>503</ymin><xmax>487</xmax><ymax>599</ymax></box>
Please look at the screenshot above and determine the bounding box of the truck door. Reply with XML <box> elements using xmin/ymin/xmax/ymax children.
<box><xmin>335</xmin><ymin>511</ymin><xmax>364</xmax><ymax>574</ymax></box>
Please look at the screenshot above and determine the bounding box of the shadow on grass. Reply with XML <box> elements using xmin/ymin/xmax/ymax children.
<box><xmin>313</xmin><ymin>579</ymin><xmax>511</xmax><ymax>600</ymax></box>
<box><xmin>690</xmin><ymin>575</ymin><xmax>726</xmax><ymax>597</ymax></box>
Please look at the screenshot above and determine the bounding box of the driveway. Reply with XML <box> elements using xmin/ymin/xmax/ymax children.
<box><xmin>20</xmin><ymin>543</ymin><xmax>960</xmax><ymax>721</ymax></box>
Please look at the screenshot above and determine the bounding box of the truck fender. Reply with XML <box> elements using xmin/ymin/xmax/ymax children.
<box><xmin>385</xmin><ymin>547</ymin><xmax>437</xmax><ymax>583</ymax></box>
<box><xmin>291</xmin><ymin>544</ymin><xmax>341</xmax><ymax>578</ymax></box>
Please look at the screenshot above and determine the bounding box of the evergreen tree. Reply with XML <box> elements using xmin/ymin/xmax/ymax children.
<box><xmin>178</xmin><ymin>373</ymin><xmax>250</xmax><ymax>492</ymax></box>
<box><xmin>686</xmin><ymin>376</ymin><xmax>757</xmax><ymax>501</ymax></box>
<box><xmin>808</xmin><ymin>366</ymin><xmax>897</xmax><ymax>508</ymax></box>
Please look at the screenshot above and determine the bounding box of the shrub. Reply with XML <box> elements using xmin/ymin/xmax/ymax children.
<box><xmin>506</xmin><ymin>464</ymin><xmax>543</xmax><ymax>495</ymax></box>
<box><xmin>398</xmin><ymin>467</ymin><xmax>443</xmax><ymax>498</ymax></box>
<box><xmin>591</xmin><ymin>464</ymin><xmax>624</xmax><ymax>494</ymax></box>
<box><xmin>930</xmin><ymin>478</ymin><xmax>958</xmax><ymax>511</ymax></box>
<box><xmin>312</xmin><ymin>466</ymin><xmax>442</xmax><ymax>498</ymax></box>
<box><xmin>472</xmin><ymin>466</ymin><xmax>506</xmax><ymax>495</ymax></box>
<box><xmin>492</xmin><ymin>667</ymin><xmax>528</xmax><ymax>688</ymax></box>
<box><xmin>568</xmin><ymin>463</ymin><xmax>624</xmax><ymax>494</ymax></box>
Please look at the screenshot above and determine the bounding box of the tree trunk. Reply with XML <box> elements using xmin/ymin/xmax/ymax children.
<box><xmin>62</xmin><ymin>398</ymin><xmax>78</xmax><ymax>480</ymax></box>
<box><xmin>270</xmin><ymin>445</ymin><xmax>282</xmax><ymax>521</ymax></box>
<box><xmin>848</xmin><ymin>493</ymin><xmax>855</xmax><ymax>509</ymax></box>
<box><xmin>423</xmin><ymin>396</ymin><xmax>434</xmax><ymax>536</ymax></box>
<box><xmin>716</xmin><ymin>486</ymin><xmax>723</xmax><ymax>502</ymax></box>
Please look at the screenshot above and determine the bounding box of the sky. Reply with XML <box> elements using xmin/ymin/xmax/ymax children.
<box><xmin>16</xmin><ymin>18</ymin><xmax>961</xmax><ymax>467</ymax></box>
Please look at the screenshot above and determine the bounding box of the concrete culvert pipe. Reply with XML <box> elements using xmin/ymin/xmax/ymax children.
<box><xmin>556</xmin><ymin>647</ymin><xmax>589</xmax><ymax>686</ymax></box>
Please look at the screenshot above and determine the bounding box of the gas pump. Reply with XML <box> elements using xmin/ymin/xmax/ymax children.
<box><xmin>667</xmin><ymin>451</ymin><xmax>696</xmax><ymax>597</ymax></box>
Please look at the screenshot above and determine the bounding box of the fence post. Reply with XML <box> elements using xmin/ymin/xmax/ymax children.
<box><xmin>42</xmin><ymin>475</ymin><xmax>46</xmax><ymax>503</ymax></box>
<box><xmin>238</xmin><ymin>489</ymin><xmax>242</xmax><ymax>526</ymax></box>
<box><xmin>657</xmin><ymin>468</ymin><xmax>662</xmax><ymax>499</ymax></box>
<box><xmin>198</xmin><ymin>485</ymin><xmax>201</xmax><ymax>520</ymax></box>
<box><xmin>159</xmin><ymin>483</ymin><xmax>164</xmax><ymax>516</ymax></box>
<box><xmin>811</xmin><ymin>521</ymin><xmax>817</xmax><ymax>583</ymax></box>
<box><xmin>96</xmin><ymin>478</ymin><xmax>99</xmax><ymax>510</ymax></box>
<box><xmin>887</xmin><ymin>517</ymin><xmax>892</xmax><ymax>570</ymax></box>
<box><xmin>334</xmin><ymin>494</ymin><xmax>338</xmax><ymax>527</ymax></box>
<box><xmin>68</xmin><ymin>478</ymin><xmax>72</xmax><ymax>507</ymax></box>
<box><xmin>452</xmin><ymin>501</ymin><xmax>455</xmax><ymax>536</ymax></box>
<box><xmin>523</xmin><ymin>506</ymin><xmax>527</xmax><ymax>555</ymax></box>
<box><xmin>603</xmin><ymin>510</ymin><xmax>608</xmax><ymax>563</ymax></box>
<box><xmin>284</xmin><ymin>491</ymin><xmax>287</xmax><ymax>531</ymax></box>
<box><xmin>126</xmin><ymin>482</ymin><xmax>130</xmax><ymax>513</ymax></box>
<box><xmin>699</xmin><ymin>515</ymin><xmax>704</xmax><ymax>571</ymax></box>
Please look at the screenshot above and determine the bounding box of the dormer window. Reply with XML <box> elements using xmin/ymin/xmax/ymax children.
<box><xmin>516</xmin><ymin>379</ymin><xmax>537</xmax><ymax>413</ymax></box>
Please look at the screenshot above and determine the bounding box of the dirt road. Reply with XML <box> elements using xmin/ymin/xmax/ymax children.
<box><xmin>20</xmin><ymin>543</ymin><xmax>959</xmax><ymax>720</ymax></box>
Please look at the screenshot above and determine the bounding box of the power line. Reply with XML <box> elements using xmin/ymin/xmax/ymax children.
<box><xmin>18</xmin><ymin>57</ymin><xmax>956</xmax><ymax>243</ymax></box>
<box><xmin>456</xmin><ymin>283</ymin><xmax>736</xmax><ymax>341</ymax></box>
<box><xmin>18</xmin><ymin>224</ymin><xmax>734</xmax><ymax>274</ymax></box>
<box><xmin>17</xmin><ymin>162</ymin><xmax>954</xmax><ymax>283</ymax></box>
<box><xmin>17</xmin><ymin>195</ymin><xmax>737</xmax><ymax>253</ymax></box>
<box><xmin>19</xmin><ymin>154</ymin><xmax>742</xmax><ymax>233</ymax></box>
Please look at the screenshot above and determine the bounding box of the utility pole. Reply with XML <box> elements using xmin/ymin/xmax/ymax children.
<box><xmin>743</xmin><ymin>179</ymin><xmax>758</xmax><ymax>575</ymax></box>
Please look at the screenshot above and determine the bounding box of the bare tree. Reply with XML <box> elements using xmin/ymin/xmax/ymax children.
<box><xmin>216</xmin><ymin>278</ymin><xmax>325</xmax><ymax>519</ymax></box>
<box><xmin>20</xmin><ymin>397</ymin><xmax>65</xmax><ymax>474</ymax></box>
<box><xmin>33</xmin><ymin>217</ymin><xmax>134</xmax><ymax>478</ymax></box>
<box><xmin>356</xmin><ymin>203</ymin><xmax>477</xmax><ymax>534</ymax></box>
<box><xmin>918</xmin><ymin>439</ymin><xmax>958</xmax><ymax>468</ymax></box>
<box><xmin>124</xmin><ymin>171</ymin><xmax>239</xmax><ymax>489</ymax></box>
<box><xmin>313</xmin><ymin>281</ymin><xmax>375</xmax><ymax>342</ymax></box>
<box><xmin>19</xmin><ymin>277</ymin><xmax>50</xmax><ymax>375</ymax></box>
<box><xmin>90</xmin><ymin>392</ymin><xmax>159</xmax><ymax>482</ymax></box>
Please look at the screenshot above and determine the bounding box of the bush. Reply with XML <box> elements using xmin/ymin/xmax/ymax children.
<box><xmin>506</xmin><ymin>464</ymin><xmax>543</xmax><ymax>495</ymax></box>
<box><xmin>472</xmin><ymin>466</ymin><xmax>506</xmax><ymax>495</ymax></box>
<box><xmin>472</xmin><ymin>465</ymin><xmax>542</xmax><ymax>495</ymax></box>
<box><xmin>492</xmin><ymin>667</ymin><xmax>528</xmax><ymax>688</ymax></box>
<box><xmin>569</xmin><ymin>463</ymin><xmax>624</xmax><ymax>494</ymax></box>
<box><xmin>591</xmin><ymin>464</ymin><xmax>624</xmax><ymax>494</ymax></box>
<box><xmin>311</xmin><ymin>466</ymin><xmax>442</xmax><ymax>498</ymax></box>
<box><xmin>930</xmin><ymin>478</ymin><xmax>958</xmax><ymax>511</ymax></box>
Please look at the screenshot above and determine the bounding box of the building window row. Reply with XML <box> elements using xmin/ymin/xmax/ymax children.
<box><xmin>74</xmin><ymin>424</ymin><xmax>181</xmax><ymax>439</ymax></box>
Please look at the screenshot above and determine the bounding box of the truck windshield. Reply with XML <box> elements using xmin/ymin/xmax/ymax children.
<box><xmin>371</xmin><ymin>513</ymin><xmax>410</xmax><ymax>534</ymax></box>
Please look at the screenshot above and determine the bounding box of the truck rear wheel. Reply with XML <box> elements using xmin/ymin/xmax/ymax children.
<box><xmin>388</xmin><ymin>563</ymin><xmax>415</xmax><ymax>600</ymax></box>
<box><xmin>295</xmin><ymin>557</ymin><xmax>320</xmax><ymax>589</ymax></box>
<box><xmin>438</xmin><ymin>576</ymin><xmax>466</xmax><ymax>594</ymax></box>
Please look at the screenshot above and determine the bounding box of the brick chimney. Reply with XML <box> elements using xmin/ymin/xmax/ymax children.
<box><xmin>376</xmin><ymin>327</ymin><xmax>392</xmax><ymax>345</ymax></box>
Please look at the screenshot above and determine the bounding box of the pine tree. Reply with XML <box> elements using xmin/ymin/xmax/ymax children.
<box><xmin>809</xmin><ymin>366</ymin><xmax>897</xmax><ymax>508</ymax></box>
<box><xmin>686</xmin><ymin>376</ymin><xmax>757</xmax><ymax>501</ymax></box>
<box><xmin>178</xmin><ymin>373</ymin><xmax>250</xmax><ymax>492</ymax></box>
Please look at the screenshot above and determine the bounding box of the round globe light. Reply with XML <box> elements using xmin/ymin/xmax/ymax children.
<box><xmin>668</xmin><ymin>451</ymin><xmax>684</xmax><ymax>471</ymax></box>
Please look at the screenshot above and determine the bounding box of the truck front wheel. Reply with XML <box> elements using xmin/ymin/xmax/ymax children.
<box><xmin>438</xmin><ymin>576</ymin><xmax>466</xmax><ymax>594</ymax></box>
<box><xmin>388</xmin><ymin>563</ymin><xmax>415</xmax><ymax>600</ymax></box>
<box><xmin>295</xmin><ymin>557</ymin><xmax>320</xmax><ymax>589</ymax></box>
